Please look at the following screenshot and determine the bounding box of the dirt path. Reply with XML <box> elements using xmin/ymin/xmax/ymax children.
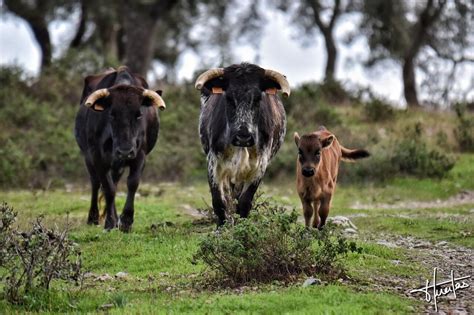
<box><xmin>368</xmin><ymin>234</ymin><xmax>473</xmax><ymax>314</ymax></box>
<box><xmin>351</xmin><ymin>190</ymin><xmax>474</xmax><ymax>210</ymax></box>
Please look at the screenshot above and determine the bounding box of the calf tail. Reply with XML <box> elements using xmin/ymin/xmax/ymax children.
<box><xmin>341</xmin><ymin>146</ymin><xmax>370</xmax><ymax>162</ymax></box>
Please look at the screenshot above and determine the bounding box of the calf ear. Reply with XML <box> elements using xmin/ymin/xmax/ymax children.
<box><xmin>321</xmin><ymin>135</ymin><xmax>334</xmax><ymax>148</ymax></box>
<box><xmin>294</xmin><ymin>132</ymin><xmax>300</xmax><ymax>146</ymax></box>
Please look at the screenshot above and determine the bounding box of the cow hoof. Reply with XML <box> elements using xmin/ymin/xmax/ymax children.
<box><xmin>104</xmin><ymin>220</ymin><xmax>118</xmax><ymax>230</ymax></box>
<box><xmin>119</xmin><ymin>224</ymin><xmax>132</xmax><ymax>233</ymax></box>
<box><xmin>87</xmin><ymin>219</ymin><xmax>99</xmax><ymax>226</ymax></box>
<box><xmin>118</xmin><ymin>217</ymin><xmax>133</xmax><ymax>233</ymax></box>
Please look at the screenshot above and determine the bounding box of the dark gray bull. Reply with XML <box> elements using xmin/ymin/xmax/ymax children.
<box><xmin>74</xmin><ymin>66</ymin><xmax>166</xmax><ymax>231</ymax></box>
<box><xmin>195</xmin><ymin>63</ymin><xmax>290</xmax><ymax>225</ymax></box>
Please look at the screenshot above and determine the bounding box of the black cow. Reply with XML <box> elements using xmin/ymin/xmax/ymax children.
<box><xmin>195</xmin><ymin>63</ymin><xmax>290</xmax><ymax>225</ymax></box>
<box><xmin>74</xmin><ymin>66</ymin><xmax>166</xmax><ymax>232</ymax></box>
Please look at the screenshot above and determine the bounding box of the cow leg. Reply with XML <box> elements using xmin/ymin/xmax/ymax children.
<box><xmin>301</xmin><ymin>199</ymin><xmax>314</xmax><ymax>227</ymax></box>
<box><xmin>119</xmin><ymin>154</ymin><xmax>145</xmax><ymax>232</ymax></box>
<box><xmin>311</xmin><ymin>200</ymin><xmax>321</xmax><ymax>228</ymax></box>
<box><xmin>210</xmin><ymin>183</ymin><xmax>227</xmax><ymax>226</ymax></box>
<box><xmin>317</xmin><ymin>196</ymin><xmax>332</xmax><ymax>230</ymax></box>
<box><xmin>85</xmin><ymin>160</ymin><xmax>100</xmax><ymax>225</ymax></box>
<box><xmin>98</xmin><ymin>170</ymin><xmax>118</xmax><ymax>230</ymax></box>
<box><xmin>237</xmin><ymin>181</ymin><xmax>260</xmax><ymax>218</ymax></box>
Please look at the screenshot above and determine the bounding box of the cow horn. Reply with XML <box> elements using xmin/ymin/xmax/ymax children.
<box><xmin>264</xmin><ymin>69</ymin><xmax>290</xmax><ymax>98</ymax></box>
<box><xmin>84</xmin><ymin>89</ymin><xmax>110</xmax><ymax>107</ymax></box>
<box><xmin>195</xmin><ymin>68</ymin><xmax>224</xmax><ymax>90</ymax></box>
<box><xmin>143</xmin><ymin>89</ymin><xmax>166</xmax><ymax>111</ymax></box>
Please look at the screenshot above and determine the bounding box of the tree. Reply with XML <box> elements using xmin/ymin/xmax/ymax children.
<box><xmin>360</xmin><ymin>0</ymin><xmax>472</xmax><ymax>107</ymax></box>
<box><xmin>4</xmin><ymin>0</ymin><xmax>239</xmax><ymax>78</ymax></box>
<box><xmin>276</xmin><ymin>0</ymin><xmax>348</xmax><ymax>82</ymax></box>
<box><xmin>4</xmin><ymin>0</ymin><xmax>59</xmax><ymax>70</ymax></box>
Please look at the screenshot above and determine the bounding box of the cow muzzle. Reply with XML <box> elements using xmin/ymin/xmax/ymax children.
<box><xmin>115</xmin><ymin>147</ymin><xmax>136</xmax><ymax>160</ymax></box>
<box><xmin>232</xmin><ymin>129</ymin><xmax>255</xmax><ymax>147</ymax></box>
<box><xmin>302</xmin><ymin>167</ymin><xmax>315</xmax><ymax>177</ymax></box>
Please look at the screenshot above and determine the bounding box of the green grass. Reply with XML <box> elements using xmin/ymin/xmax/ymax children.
<box><xmin>2</xmin><ymin>154</ymin><xmax>473</xmax><ymax>313</ymax></box>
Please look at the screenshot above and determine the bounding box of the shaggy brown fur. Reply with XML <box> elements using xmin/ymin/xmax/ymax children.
<box><xmin>294</xmin><ymin>127</ymin><xmax>369</xmax><ymax>229</ymax></box>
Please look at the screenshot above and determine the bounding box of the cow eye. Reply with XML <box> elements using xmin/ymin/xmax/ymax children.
<box><xmin>298</xmin><ymin>149</ymin><xmax>303</xmax><ymax>155</ymax></box>
<box><xmin>110</xmin><ymin>112</ymin><xmax>116</xmax><ymax>119</ymax></box>
<box><xmin>136</xmin><ymin>112</ymin><xmax>142</xmax><ymax>120</ymax></box>
<box><xmin>315</xmin><ymin>151</ymin><xmax>321</xmax><ymax>157</ymax></box>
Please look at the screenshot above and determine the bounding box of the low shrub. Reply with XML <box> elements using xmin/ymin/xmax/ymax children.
<box><xmin>193</xmin><ymin>197</ymin><xmax>360</xmax><ymax>285</ymax></box>
<box><xmin>318</xmin><ymin>79</ymin><xmax>351</xmax><ymax>104</ymax></box>
<box><xmin>363</xmin><ymin>98</ymin><xmax>395</xmax><ymax>122</ymax></box>
<box><xmin>0</xmin><ymin>203</ymin><xmax>82</xmax><ymax>304</ymax></box>
<box><xmin>339</xmin><ymin>123</ymin><xmax>455</xmax><ymax>182</ymax></box>
<box><xmin>454</xmin><ymin>103</ymin><xmax>474</xmax><ymax>152</ymax></box>
<box><xmin>391</xmin><ymin>123</ymin><xmax>455</xmax><ymax>178</ymax></box>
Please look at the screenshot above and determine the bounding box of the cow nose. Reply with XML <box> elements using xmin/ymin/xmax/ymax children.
<box><xmin>233</xmin><ymin>133</ymin><xmax>255</xmax><ymax>147</ymax></box>
<box><xmin>302</xmin><ymin>167</ymin><xmax>315</xmax><ymax>177</ymax></box>
<box><xmin>236</xmin><ymin>133</ymin><xmax>252</xmax><ymax>143</ymax></box>
<box><xmin>116</xmin><ymin>147</ymin><xmax>135</xmax><ymax>159</ymax></box>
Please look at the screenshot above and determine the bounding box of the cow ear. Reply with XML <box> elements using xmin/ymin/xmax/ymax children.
<box><xmin>260</xmin><ymin>77</ymin><xmax>281</xmax><ymax>92</ymax></box>
<box><xmin>90</xmin><ymin>96</ymin><xmax>111</xmax><ymax>112</ymax></box>
<box><xmin>141</xmin><ymin>96</ymin><xmax>154</xmax><ymax>107</ymax></box>
<box><xmin>202</xmin><ymin>77</ymin><xmax>227</xmax><ymax>95</ymax></box>
<box><xmin>294</xmin><ymin>132</ymin><xmax>300</xmax><ymax>147</ymax></box>
<box><xmin>321</xmin><ymin>135</ymin><xmax>334</xmax><ymax>148</ymax></box>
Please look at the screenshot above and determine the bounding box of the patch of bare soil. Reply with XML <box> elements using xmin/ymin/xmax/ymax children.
<box><xmin>351</xmin><ymin>190</ymin><xmax>474</xmax><ymax>210</ymax></box>
<box><xmin>369</xmin><ymin>234</ymin><xmax>473</xmax><ymax>314</ymax></box>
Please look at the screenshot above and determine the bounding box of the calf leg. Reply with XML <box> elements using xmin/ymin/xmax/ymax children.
<box><xmin>119</xmin><ymin>155</ymin><xmax>145</xmax><ymax>233</ymax></box>
<box><xmin>301</xmin><ymin>199</ymin><xmax>314</xmax><ymax>227</ymax></box>
<box><xmin>311</xmin><ymin>200</ymin><xmax>321</xmax><ymax>228</ymax></box>
<box><xmin>237</xmin><ymin>181</ymin><xmax>260</xmax><ymax>218</ymax></box>
<box><xmin>317</xmin><ymin>196</ymin><xmax>332</xmax><ymax>230</ymax></box>
<box><xmin>85</xmin><ymin>160</ymin><xmax>100</xmax><ymax>225</ymax></box>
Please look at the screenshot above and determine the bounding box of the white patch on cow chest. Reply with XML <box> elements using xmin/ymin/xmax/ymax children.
<box><xmin>211</xmin><ymin>146</ymin><xmax>269</xmax><ymax>200</ymax></box>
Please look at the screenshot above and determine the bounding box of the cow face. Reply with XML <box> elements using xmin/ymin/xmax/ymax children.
<box><xmin>201</xmin><ymin>63</ymin><xmax>284</xmax><ymax>148</ymax></box>
<box><xmin>225</xmin><ymin>84</ymin><xmax>262</xmax><ymax>147</ymax></box>
<box><xmin>90</xmin><ymin>86</ymin><xmax>158</xmax><ymax>160</ymax></box>
<box><xmin>294</xmin><ymin>132</ymin><xmax>334</xmax><ymax>177</ymax></box>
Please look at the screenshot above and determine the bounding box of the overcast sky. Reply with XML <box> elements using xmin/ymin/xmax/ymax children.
<box><xmin>1</xmin><ymin>7</ymin><xmax>472</xmax><ymax>106</ymax></box>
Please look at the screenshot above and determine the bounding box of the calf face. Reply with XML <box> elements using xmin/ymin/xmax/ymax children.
<box><xmin>294</xmin><ymin>132</ymin><xmax>334</xmax><ymax>177</ymax></box>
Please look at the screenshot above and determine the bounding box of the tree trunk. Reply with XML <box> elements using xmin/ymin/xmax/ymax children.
<box><xmin>70</xmin><ymin>0</ymin><xmax>88</xmax><ymax>49</ymax></box>
<box><xmin>402</xmin><ymin>57</ymin><xmax>420</xmax><ymax>107</ymax></box>
<box><xmin>122</xmin><ymin>10</ymin><xmax>158</xmax><ymax>76</ymax></box>
<box><xmin>323</xmin><ymin>32</ymin><xmax>337</xmax><ymax>82</ymax></box>
<box><xmin>120</xmin><ymin>0</ymin><xmax>176</xmax><ymax>76</ymax></box>
<box><xmin>30</xmin><ymin>21</ymin><xmax>52</xmax><ymax>69</ymax></box>
<box><xmin>4</xmin><ymin>0</ymin><xmax>52</xmax><ymax>71</ymax></box>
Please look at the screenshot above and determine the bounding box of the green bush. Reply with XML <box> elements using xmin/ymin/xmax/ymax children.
<box><xmin>454</xmin><ymin>103</ymin><xmax>474</xmax><ymax>152</ymax></box>
<box><xmin>339</xmin><ymin>123</ymin><xmax>455</xmax><ymax>182</ymax></box>
<box><xmin>363</xmin><ymin>98</ymin><xmax>395</xmax><ymax>122</ymax></box>
<box><xmin>193</xmin><ymin>197</ymin><xmax>359</xmax><ymax>285</ymax></box>
<box><xmin>391</xmin><ymin>124</ymin><xmax>455</xmax><ymax>178</ymax></box>
<box><xmin>319</xmin><ymin>79</ymin><xmax>350</xmax><ymax>104</ymax></box>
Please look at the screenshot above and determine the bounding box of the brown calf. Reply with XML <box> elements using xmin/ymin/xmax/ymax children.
<box><xmin>294</xmin><ymin>127</ymin><xmax>369</xmax><ymax>229</ymax></box>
